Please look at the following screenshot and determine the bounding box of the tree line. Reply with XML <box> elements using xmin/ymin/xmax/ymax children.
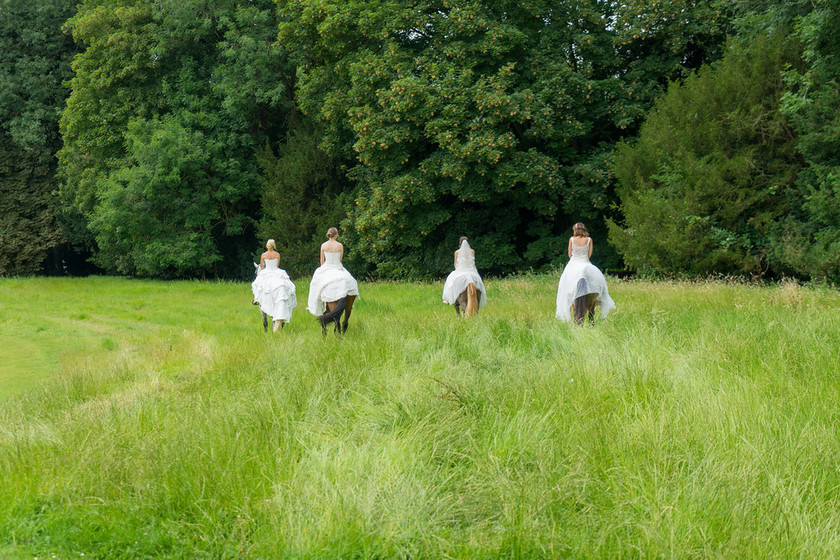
<box><xmin>1</xmin><ymin>0</ymin><xmax>836</xmax><ymax>282</ymax></box>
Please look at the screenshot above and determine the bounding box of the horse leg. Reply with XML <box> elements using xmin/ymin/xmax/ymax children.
<box><xmin>455</xmin><ymin>290</ymin><xmax>468</xmax><ymax>316</ymax></box>
<box><xmin>341</xmin><ymin>295</ymin><xmax>356</xmax><ymax>333</ymax></box>
<box><xmin>332</xmin><ymin>299</ymin><xmax>343</xmax><ymax>334</ymax></box>
<box><xmin>587</xmin><ymin>294</ymin><xmax>597</xmax><ymax>323</ymax></box>
<box><xmin>262</xmin><ymin>311</ymin><xmax>268</xmax><ymax>332</ymax></box>
<box><xmin>573</xmin><ymin>294</ymin><xmax>588</xmax><ymax>324</ymax></box>
<box><xmin>322</xmin><ymin>301</ymin><xmax>336</xmax><ymax>336</ymax></box>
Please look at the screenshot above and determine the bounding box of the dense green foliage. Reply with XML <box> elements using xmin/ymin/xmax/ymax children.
<box><xmin>774</xmin><ymin>0</ymin><xmax>840</xmax><ymax>282</ymax></box>
<box><xmin>0</xmin><ymin>0</ymin><xmax>77</xmax><ymax>275</ymax></box>
<box><xmin>608</xmin><ymin>35</ymin><xmax>802</xmax><ymax>277</ymax></box>
<box><xmin>2</xmin><ymin>277</ymin><xmax>839</xmax><ymax>557</ymax></box>
<box><xmin>610</xmin><ymin>2</ymin><xmax>840</xmax><ymax>281</ymax></box>
<box><xmin>58</xmin><ymin>0</ymin><xmax>295</xmax><ymax>278</ymax></box>
<box><xmin>278</xmin><ymin>0</ymin><xmax>733</xmax><ymax>276</ymax></box>
<box><xmin>257</xmin><ymin>118</ymin><xmax>351</xmax><ymax>278</ymax></box>
<box><xmin>2</xmin><ymin>0</ymin><xmax>837</xmax><ymax>280</ymax></box>
<box><xmin>0</xmin><ymin>138</ymin><xmax>65</xmax><ymax>275</ymax></box>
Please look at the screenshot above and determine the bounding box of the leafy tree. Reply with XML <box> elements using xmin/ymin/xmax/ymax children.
<box><xmin>257</xmin><ymin>118</ymin><xmax>351</xmax><ymax>278</ymax></box>
<box><xmin>0</xmin><ymin>0</ymin><xmax>78</xmax><ymax>275</ymax></box>
<box><xmin>608</xmin><ymin>34</ymin><xmax>803</xmax><ymax>277</ymax></box>
<box><xmin>774</xmin><ymin>1</ymin><xmax>840</xmax><ymax>282</ymax></box>
<box><xmin>278</xmin><ymin>0</ymin><xmax>734</xmax><ymax>277</ymax></box>
<box><xmin>59</xmin><ymin>0</ymin><xmax>295</xmax><ymax>278</ymax></box>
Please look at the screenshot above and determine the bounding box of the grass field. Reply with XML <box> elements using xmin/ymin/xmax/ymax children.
<box><xmin>1</xmin><ymin>275</ymin><xmax>839</xmax><ymax>558</ymax></box>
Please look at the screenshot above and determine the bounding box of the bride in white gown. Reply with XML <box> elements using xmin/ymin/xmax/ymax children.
<box><xmin>442</xmin><ymin>237</ymin><xmax>487</xmax><ymax>315</ymax></box>
<box><xmin>251</xmin><ymin>239</ymin><xmax>297</xmax><ymax>331</ymax></box>
<box><xmin>307</xmin><ymin>227</ymin><xmax>359</xmax><ymax>317</ymax></box>
<box><xmin>556</xmin><ymin>223</ymin><xmax>615</xmax><ymax>323</ymax></box>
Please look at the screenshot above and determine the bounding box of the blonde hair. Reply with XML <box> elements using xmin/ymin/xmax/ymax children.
<box><xmin>572</xmin><ymin>223</ymin><xmax>589</xmax><ymax>237</ymax></box>
<box><xmin>327</xmin><ymin>227</ymin><xmax>338</xmax><ymax>239</ymax></box>
<box><xmin>266</xmin><ymin>239</ymin><xmax>276</xmax><ymax>251</ymax></box>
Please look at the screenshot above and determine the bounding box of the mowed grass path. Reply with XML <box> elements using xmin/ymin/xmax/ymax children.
<box><xmin>1</xmin><ymin>276</ymin><xmax>839</xmax><ymax>558</ymax></box>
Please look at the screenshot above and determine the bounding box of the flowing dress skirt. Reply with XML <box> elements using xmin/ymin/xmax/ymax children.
<box><xmin>442</xmin><ymin>269</ymin><xmax>487</xmax><ymax>308</ymax></box>
<box><xmin>555</xmin><ymin>259</ymin><xmax>615</xmax><ymax>322</ymax></box>
<box><xmin>252</xmin><ymin>268</ymin><xmax>297</xmax><ymax>322</ymax></box>
<box><xmin>307</xmin><ymin>264</ymin><xmax>359</xmax><ymax>316</ymax></box>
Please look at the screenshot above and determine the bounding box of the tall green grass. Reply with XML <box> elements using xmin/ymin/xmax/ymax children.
<box><xmin>1</xmin><ymin>276</ymin><xmax>838</xmax><ymax>558</ymax></box>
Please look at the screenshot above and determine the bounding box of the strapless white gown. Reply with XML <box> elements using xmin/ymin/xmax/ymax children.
<box><xmin>442</xmin><ymin>250</ymin><xmax>487</xmax><ymax>308</ymax></box>
<box><xmin>307</xmin><ymin>252</ymin><xmax>359</xmax><ymax>316</ymax></box>
<box><xmin>251</xmin><ymin>259</ymin><xmax>297</xmax><ymax>321</ymax></box>
<box><xmin>555</xmin><ymin>238</ymin><xmax>615</xmax><ymax>321</ymax></box>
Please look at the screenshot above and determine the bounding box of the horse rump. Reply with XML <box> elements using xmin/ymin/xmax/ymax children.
<box><xmin>455</xmin><ymin>283</ymin><xmax>480</xmax><ymax>317</ymax></box>
<box><xmin>318</xmin><ymin>296</ymin><xmax>348</xmax><ymax>335</ymax></box>
<box><xmin>571</xmin><ymin>293</ymin><xmax>598</xmax><ymax>324</ymax></box>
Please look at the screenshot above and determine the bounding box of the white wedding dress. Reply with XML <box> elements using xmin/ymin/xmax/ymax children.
<box><xmin>442</xmin><ymin>241</ymin><xmax>487</xmax><ymax>308</ymax></box>
<box><xmin>251</xmin><ymin>259</ymin><xmax>297</xmax><ymax>322</ymax></box>
<box><xmin>555</xmin><ymin>237</ymin><xmax>615</xmax><ymax>321</ymax></box>
<box><xmin>307</xmin><ymin>252</ymin><xmax>359</xmax><ymax>316</ymax></box>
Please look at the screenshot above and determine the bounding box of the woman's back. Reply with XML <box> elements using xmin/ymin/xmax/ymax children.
<box><xmin>323</xmin><ymin>252</ymin><xmax>342</xmax><ymax>266</ymax></box>
<box><xmin>570</xmin><ymin>237</ymin><xmax>590</xmax><ymax>261</ymax></box>
<box><xmin>455</xmin><ymin>248</ymin><xmax>476</xmax><ymax>271</ymax></box>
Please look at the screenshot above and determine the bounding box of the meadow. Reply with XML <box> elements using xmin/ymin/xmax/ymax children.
<box><xmin>1</xmin><ymin>275</ymin><xmax>839</xmax><ymax>558</ymax></box>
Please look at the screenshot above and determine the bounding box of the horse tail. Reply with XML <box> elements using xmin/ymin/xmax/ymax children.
<box><xmin>466</xmin><ymin>283</ymin><xmax>478</xmax><ymax>317</ymax></box>
<box><xmin>318</xmin><ymin>297</ymin><xmax>347</xmax><ymax>327</ymax></box>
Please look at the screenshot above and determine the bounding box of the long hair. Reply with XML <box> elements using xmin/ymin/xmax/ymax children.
<box><xmin>572</xmin><ymin>222</ymin><xmax>588</xmax><ymax>237</ymax></box>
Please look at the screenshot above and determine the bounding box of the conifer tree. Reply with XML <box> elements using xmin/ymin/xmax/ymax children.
<box><xmin>608</xmin><ymin>34</ymin><xmax>802</xmax><ymax>277</ymax></box>
<box><xmin>0</xmin><ymin>0</ymin><xmax>77</xmax><ymax>275</ymax></box>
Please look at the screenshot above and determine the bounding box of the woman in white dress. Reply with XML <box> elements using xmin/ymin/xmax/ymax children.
<box><xmin>251</xmin><ymin>239</ymin><xmax>297</xmax><ymax>332</ymax></box>
<box><xmin>442</xmin><ymin>237</ymin><xmax>487</xmax><ymax>316</ymax></box>
<box><xmin>556</xmin><ymin>223</ymin><xmax>615</xmax><ymax>323</ymax></box>
<box><xmin>307</xmin><ymin>227</ymin><xmax>359</xmax><ymax>333</ymax></box>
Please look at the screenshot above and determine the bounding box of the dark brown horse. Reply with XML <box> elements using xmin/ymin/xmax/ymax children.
<box><xmin>317</xmin><ymin>295</ymin><xmax>357</xmax><ymax>335</ymax></box>
<box><xmin>453</xmin><ymin>283</ymin><xmax>480</xmax><ymax>317</ymax></box>
<box><xmin>570</xmin><ymin>293</ymin><xmax>598</xmax><ymax>324</ymax></box>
